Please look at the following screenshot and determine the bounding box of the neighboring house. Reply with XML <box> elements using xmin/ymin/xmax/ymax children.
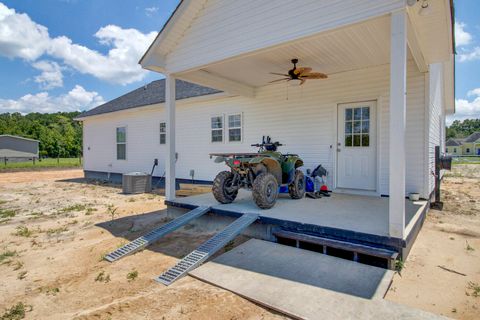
<box><xmin>77</xmin><ymin>0</ymin><xmax>455</xmax><ymax>251</ymax></box>
<box><xmin>0</xmin><ymin>134</ymin><xmax>39</xmax><ymax>162</ymax></box>
<box><xmin>446</xmin><ymin>132</ymin><xmax>480</xmax><ymax>155</ymax></box>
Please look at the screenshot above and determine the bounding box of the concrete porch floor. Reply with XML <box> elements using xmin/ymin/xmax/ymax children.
<box><xmin>169</xmin><ymin>190</ymin><xmax>427</xmax><ymax>239</ymax></box>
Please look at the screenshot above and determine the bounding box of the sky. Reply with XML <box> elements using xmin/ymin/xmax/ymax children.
<box><xmin>0</xmin><ymin>0</ymin><xmax>478</xmax><ymax>125</ymax></box>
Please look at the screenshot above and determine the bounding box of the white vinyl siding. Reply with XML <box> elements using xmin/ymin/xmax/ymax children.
<box><xmin>83</xmin><ymin>61</ymin><xmax>425</xmax><ymax>196</ymax></box>
<box><xmin>160</xmin><ymin>122</ymin><xmax>166</xmax><ymax>144</ymax></box>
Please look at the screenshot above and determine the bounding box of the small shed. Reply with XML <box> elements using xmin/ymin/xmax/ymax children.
<box><xmin>0</xmin><ymin>134</ymin><xmax>39</xmax><ymax>163</ymax></box>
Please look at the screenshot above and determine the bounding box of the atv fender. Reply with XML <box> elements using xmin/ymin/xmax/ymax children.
<box><xmin>249</xmin><ymin>157</ymin><xmax>282</xmax><ymax>183</ymax></box>
<box><xmin>282</xmin><ymin>157</ymin><xmax>304</xmax><ymax>184</ymax></box>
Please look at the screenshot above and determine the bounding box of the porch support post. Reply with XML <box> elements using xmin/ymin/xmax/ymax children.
<box><xmin>165</xmin><ymin>74</ymin><xmax>176</xmax><ymax>201</ymax></box>
<box><xmin>388</xmin><ymin>10</ymin><xmax>407</xmax><ymax>239</ymax></box>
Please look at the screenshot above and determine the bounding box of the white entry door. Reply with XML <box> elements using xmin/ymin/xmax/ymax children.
<box><xmin>337</xmin><ymin>101</ymin><xmax>377</xmax><ymax>191</ymax></box>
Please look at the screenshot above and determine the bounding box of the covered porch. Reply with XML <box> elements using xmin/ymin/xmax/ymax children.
<box><xmin>141</xmin><ymin>2</ymin><xmax>454</xmax><ymax>241</ymax></box>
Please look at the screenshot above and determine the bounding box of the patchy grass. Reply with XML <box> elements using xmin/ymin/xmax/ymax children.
<box><xmin>126</xmin><ymin>270</ymin><xmax>138</xmax><ymax>282</ymax></box>
<box><xmin>94</xmin><ymin>271</ymin><xmax>110</xmax><ymax>283</ymax></box>
<box><xmin>0</xmin><ymin>158</ymin><xmax>81</xmax><ymax>171</ymax></box>
<box><xmin>0</xmin><ymin>302</ymin><xmax>30</xmax><ymax>320</ymax></box>
<box><xmin>0</xmin><ymin>250</ymin><xmax>17</xmax><ymax>264</ymax></box>
<box><xmin>44</xmin><ymin>287</ymin><xmax>60</xmax><ymax>296</ymax></box>
<box><xmin>58</xmin><ymin>204</ymin><xmax>88</xmax><ymax>214</ymax></box>
<box><xmin>0</xmin><ymin>209</ymin><xmax>17</xmax><ymax>219</ymax></box>
<box><xmin>85</xmin><ymin>207</ymin><xmax>98</xmax><ymax>216</ymax></box>
<box><xmin>12</xmin><ymin>261</ymin><xmax>24</xmax><ymax>271</ymax></box>
<box><xmin>17</xmin><ymin>271</ymin><xmax>27</xmax><ymax>280</ymax></box>
<box><xmin>466</xmin><ymin>240</ymin><xmax>475</xmax><ymax>252</ymax></box>
<box><xmin>467</xmin><ymin>282</ymin><xmax>480</xmax><ymax>297</ymax></box>
<box><xmin>395</xmin><ymin>258</ymin><xmax>405</xmax><ymax>275</ymax></box>
<box><xmin>45</xmin><ymin>226</ymin><xmax>69</xmax><ymax>236</ymax></box>
<box><xmin>13</xmin><ymin>226</ymin><xmax>32</xmax><ymax>238</ymax></box>
<box><xmin>224</xmin><ymin>240</ymin><xmax>235</xmax><ymax>252</ymax></box>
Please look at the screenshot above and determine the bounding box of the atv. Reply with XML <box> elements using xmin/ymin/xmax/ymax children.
<box><xmin>210</xmin><ymin>136</ymin><xmax>305</xmax><ymax>209</ymax></box>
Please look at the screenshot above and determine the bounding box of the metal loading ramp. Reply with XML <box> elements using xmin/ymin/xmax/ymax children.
<box><xmin>104</xmin><ymin>206</ymin><xmax>210</xmax><ymax>262</ymax></box>
<box><xmin>156</xmin><ymin>213</ymin><xmax>259</xmax><ymax>286</ymax></box>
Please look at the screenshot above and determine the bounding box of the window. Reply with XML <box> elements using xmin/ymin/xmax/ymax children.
<box><xmin>160</xmin><ymin>122</ymin><xmax>166</xmax><ymax>145</ymax></box>
<box><xmin>116</xmin><ymin>127</ymin><xmax>126</xmax><ymax>160</ymax></box>
<box><xmin>446</xmin><ymin>148</ymin><xmax>449</xmax><ymax>153</ymax></box>
<box><xmin>228</xmin><ymin>113</ymin><xmax>242</xmax><ymax>142</ymax></box>
<box><xmin>344</xmin><ymin>107</ymin><xmax>369</xmax><ymax>147</ymax></box>
<box><xmin>466</xmin><ymin>148</ymin><xmax>470</xmax><ymax>153</ymax></box>
<box><xmin>453</xmin><ymin>148</ymin><xmax>457</xmax><ymax>153</ymax></box>
<box><xmin>211</xmin><ymin>116</ymin><xmax>223</xmax><ymax>143</ymax></box>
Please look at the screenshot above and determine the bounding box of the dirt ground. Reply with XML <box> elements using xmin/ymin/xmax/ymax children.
<box><xmin>0</xmin><ymin>166</ymin><xmax>479</xmax><ymax>319</ymax></box>
<box><xmin>0</xmin><ymin>170</ymin><xmax>285</xmax><ymax>320</ymax></box>
<box><xmin>386</xmin><ymin>164</ymin><xmax>480</xmax><ymax>319</ymax></box>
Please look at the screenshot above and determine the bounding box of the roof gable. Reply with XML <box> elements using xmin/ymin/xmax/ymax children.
<box><xmin>76</xmin><ymin>79</ymin><xmax>221</xmax><ymax>119</ymax></box>
<box><xmin>464</xmin><ymin>132</ymin><xmax>480</xmax><ymax>143</ymax></box>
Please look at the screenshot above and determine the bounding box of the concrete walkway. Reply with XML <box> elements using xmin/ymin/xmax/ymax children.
<box><xmin>190</xmin><ymin>239</ymin><xmax>446</xmax><ymax>319</ymax></box>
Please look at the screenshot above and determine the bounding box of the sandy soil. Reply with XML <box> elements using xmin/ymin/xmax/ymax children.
<box><xmin>386</xmin><ymin>164</ymin><xmax>480</xmax><ymax>319</ymax></box>
<box><xmin>1</xmin><ymin>167</ymin><xmax>479</xmax><ymax>319</ymax></box>
<box><xmin>0</xmin><ymin>170</ymin><xmax>285</xmax><ymax>320</ymax></box>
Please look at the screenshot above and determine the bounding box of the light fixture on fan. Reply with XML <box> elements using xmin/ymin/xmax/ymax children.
<box><xmin>269</xmin><ymin>59</ymin><xmax>327</xmax><ymax>86</ymax></box>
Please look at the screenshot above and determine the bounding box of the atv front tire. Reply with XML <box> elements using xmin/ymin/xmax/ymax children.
<box><xmin>289</xmin><ymin>169</ymin><xmax>305</xmax><ymax>199</ymax></box>
<box><xmin>253</xmin><ymin>173</ymin><xmax>279</xmax><ymax>209</ymax></box>
<box><xmin>212</xmin><ymin>171</ymin><xmax>238</xmax><ymax>204</ymax></box>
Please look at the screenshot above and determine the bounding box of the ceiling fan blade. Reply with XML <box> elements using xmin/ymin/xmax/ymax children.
<box><xmin>269</xmin><ymin>78</ymin><xmax>290</xmax><ymax>83</ymax></box>
<box><xmin>294</xmin><ymin>67</ymin><xmax>312</xmax><ymax>76</ymax></box>
<box><xmin>301</xmin><ymin>72</ymin><xmax>328</xmax><ymax>79</ymax></box>
<box><xmin>270</xmin><ymin>72</ymin><xmax>290</xmax><ymax>76</ymax></box>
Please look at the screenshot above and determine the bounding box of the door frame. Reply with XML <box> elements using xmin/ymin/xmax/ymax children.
<box><xmin>333</xmin><ymin>98</ymin><xmax>382</xmax><ymax>196</ymax></box>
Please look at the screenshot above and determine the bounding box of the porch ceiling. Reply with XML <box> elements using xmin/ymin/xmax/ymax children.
<box><xmin>179</xmin><ymin>16</ymin><xmax>393</xmax><ymax>89</ymax></box>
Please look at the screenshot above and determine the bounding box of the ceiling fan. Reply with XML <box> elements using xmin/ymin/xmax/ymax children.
<box><xmin>270</xmin><ymin>59</ymin><xmax>327</xmax><ymax>85</ymax></box>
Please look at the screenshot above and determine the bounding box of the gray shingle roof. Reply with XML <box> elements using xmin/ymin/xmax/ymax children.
<box><xmin>446</xmin><ymin>138</ymin><xmax>462</xmax><ymax>146</ymax></box>
<box><xmin>76</xmin><ymin>79</ymin><xmax>221</xmax><ymax>119</ymax></box>
<box><xmin>463</xmin><ymin>132</ymin><xmax>480</xmax><ymax>143</ymax></box>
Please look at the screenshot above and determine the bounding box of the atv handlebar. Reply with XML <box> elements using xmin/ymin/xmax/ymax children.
<box><xmin>250</xmin><ymin>143</ymin><xmax>283</xmax><ymax>147</ymax></box>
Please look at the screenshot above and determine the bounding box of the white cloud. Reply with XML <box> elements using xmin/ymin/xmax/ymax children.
<box><xmin>32</xmin><ymin>60</ymin><xmax>63</xmax><ymax>89</ymax></box>
<box><xmin>458</xmin><ymin>47</ymin><xmax>480</xmax><ymax>62</ymax></box>
<box><xmin>446</xmin><ymin>88</ymin><xmax>480</xmax><ymax>125</ymax></box>
<box><xmin>0</xmin><ymin>2</ymin><xmax>157</xmax><ymax>85</ymax></box>
<box><xmin>455</xmin><ymin>22</ymin><xmax>472</xmax><ymax>48</ymax></box>
<box><xmin>145</xmin><ymin>6</ymin><xmax>159</xmax><ymax>17</ymax></box>
<box><xmin>0</xmin><ymin>3</ymin><xmax>50</xmax><ymax>61</ymax></box>
<box><xmin>0</xmin><ymin>85</ymin><xmax>104</xmax><ymax>114</ymax></box>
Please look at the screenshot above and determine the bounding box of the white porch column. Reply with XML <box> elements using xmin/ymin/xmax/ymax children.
<box><xmin>165</xmin><ymin>74</ymin><xmax>176</xmax><ymax>201</ymax></box>
<box><xmin>389</xmin><ymin>10</ymin><xmax>407</xmax><ymax>238</ymax></box>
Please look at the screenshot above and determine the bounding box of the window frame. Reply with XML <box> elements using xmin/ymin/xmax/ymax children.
<box><xmin>116</xmin><ymin>126</ymin><xmax>127</xmax><ymax>160</ymax></box>
<box><xmin>227</xmin><ymin>113</ymin><xmax>243</xmax><ymax>143</ymax></box>
<box><xmin>210</xmin><ymin>114</ymin><xmax>224</xmax><ymax>143</ymax></box>
<box><xmin>159</xmin><ymin>121</ymin><xmax>166</xmax><ymax>145</ymax></box>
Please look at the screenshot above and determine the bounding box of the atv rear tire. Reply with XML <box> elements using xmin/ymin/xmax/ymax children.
<box><xmin>252</xmin><ymin>172</ymin><xmax>279</xmax><ymax>209</ymax></box>
<box><xmin>289</xmin><ymin>169</ymin><xmax>305</xmax><ymax>199</ymax></box>
<box><xmin>212</xmin><ymin>171</ymin><xmax>238</xmax><ymax>204</ymax></box>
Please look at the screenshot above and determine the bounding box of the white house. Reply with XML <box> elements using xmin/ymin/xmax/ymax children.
<box><xmin>77</xmin><ymin>0</ymin><xmax>454</xmax><ymax>258</ymax></box>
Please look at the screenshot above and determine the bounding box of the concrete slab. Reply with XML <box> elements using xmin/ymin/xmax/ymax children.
<box><xmin>190</xmin><ymin>239</ymin><xmax>445</xmax><ymax>320</ymax></box>
<box><xmin>173</xmin><ymin>191</ymin><xmax>427</xmax><ymax>238</ymax></box>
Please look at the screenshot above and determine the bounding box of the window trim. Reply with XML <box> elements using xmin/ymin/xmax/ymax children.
<box><xmin>159</xmin><ymin>121</ymin><xmax>166</xmax><ymax>145</ymax></box>
<box><xmin>116</xmin><ymin>126</ymin><xmax>127</xmax><ymax>161</ymax></box>
<box><xmin>227</xmin><ymin>112</ymin><xmax>243</xmax><ymax>143</ymax></box>
<box><xmin>210</xmin><ymin>114</ymin><xmax>224</xmax><ymax>143</ymax></box>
